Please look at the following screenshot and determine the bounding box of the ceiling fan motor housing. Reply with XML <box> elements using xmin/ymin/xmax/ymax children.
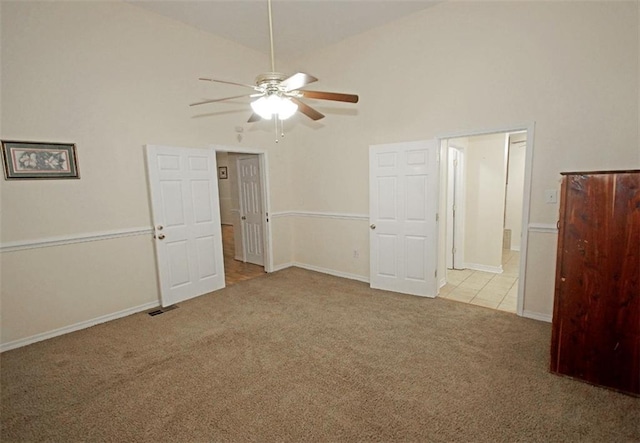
<box><xmin>256</xmin><ymin>72</ymin><xmax>287</xmax><ymax>95</ymax></box>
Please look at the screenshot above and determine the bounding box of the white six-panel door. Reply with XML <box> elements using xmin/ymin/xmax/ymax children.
<box><xmin>369</xmin><ymin>140</ymin><xmax>439</xmax><ymax>297</ymax></box>
<box><xmin>238</xmin><ymin>155</ymin><xmax>265</xmax><ymax>266</ymax></box>
<box><xmin>146</xmin><ymin>145</ymin><xmax>225</xmax><ymax>307</ymax></box>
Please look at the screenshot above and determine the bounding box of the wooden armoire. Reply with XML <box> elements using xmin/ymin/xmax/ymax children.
<box><xmin>550</xmin><ymin>170</ymin><xmax>639</xmax><ymax>396</ymax></box>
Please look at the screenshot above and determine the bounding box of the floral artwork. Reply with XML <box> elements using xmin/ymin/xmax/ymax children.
<box><xmin>16</xmin><ymin>150</ymin><xmax>69</xmax><ymax>172</ymax></box>
<box><xmin>1</xmin><ymin>141</ymin><xmax>79</xmax><ymax>179</ymax></box>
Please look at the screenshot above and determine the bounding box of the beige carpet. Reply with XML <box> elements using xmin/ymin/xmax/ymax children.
<box><xmin>2</xmin><ymin>268</ymin><xmax>638</xmax><ymax>442</ymax></box>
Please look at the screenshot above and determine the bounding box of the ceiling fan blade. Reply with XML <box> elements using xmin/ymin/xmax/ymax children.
<box><xmin>247</xmin><ymin>113</ymin><xmax>262</xmax><ymax>123</ymax></box>
<box><xmin>189</xmin><ymin>94</ymin><xmax>252</xmax><ymax>107</ymax></box>
<box><xmin>281</xmin><ymin>73</ymin><xmax>318</xmax><ymax>92</ymax></box>
<box><xmin>291</xmin><ymin>98</ymin><xmax>324</xmax><ymax>121</ymax></box>
<box><xmin>299</xmin><ymin>90</ymin><xmax>359</xmax><ymax>103</ymax></box>
<box><xmin>199</xmin><ymin>78</ymin><xmax>256</xmax><ymax>89</ymax></box>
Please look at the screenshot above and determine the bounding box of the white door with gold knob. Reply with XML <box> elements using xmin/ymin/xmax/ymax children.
<box><xmin>146</xmin><ymin>145</ymin><xmax>225</xmax><ymax>307</ymax></box>
<box><xmin>238</xmin><ymin>155</ymin><xmax>265</xmax><ymax>266</ymax></box>
<box><xmin>369</xmin><ymin>140</ymin><xmax>439</xmax><ymax>297</ymax></box>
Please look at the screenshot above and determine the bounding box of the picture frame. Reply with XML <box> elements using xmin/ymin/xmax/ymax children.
<box><xmin>218</xmin><ymin>166</ymin><xmax>228</xmax><ymax>180</ymax></box>
<box><xmin>1</xmin><ymin>140</ymin><xmax>79</xmax><ymax>180</ymax></box>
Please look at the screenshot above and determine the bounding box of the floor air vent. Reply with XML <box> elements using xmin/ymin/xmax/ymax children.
<box><xmin>147</xmin><ymin>305</ymin><xmax>179</xmax><ymax>316</ymax></box>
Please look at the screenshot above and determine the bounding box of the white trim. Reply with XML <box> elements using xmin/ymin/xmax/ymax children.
<box><xmin>516</xmin><ymin>123</ymin><xmax>536</xmax><ymax>317</ymax></box>
<box><xmin>528</xmin><ymin>223</ymin><xmax>558</xmax><ymax>234</ymax></box>
<box><xmin>210</xmin><ymin>144</ymin><xmax>266</xmax><ymax>155</ymax></box>
<box><xmin>522</xmin><ymin>310</ymin><xmax>552</xmax><ymax>323</ymax></box>
<box><xmin>270</xmin><ymin>211</ymin><xmax>368</xmax><ymax>221</ymax></box>
<box><xmin>463</xmin><ymin>262</ymin><xmax>503</xmax><ymax>274</ymax></box>
<box><xmin>0</xmin><ymin>301</ymin><xmax>160</xmax><ymax>353</ymax></box>
<box><xmin>0</xmin><ymin>227</ymin><xmax>153</xmax><ymax>253</ymax></box>
<box><xmin>271</xmin><ymin>262</ymin><xmax>294</xmax><ymax>272</ymax></box>
<box><xmin>436</xmin><ymin>123</ymin><xmax>534</xmax><ymax>141</ymax></box>
<box><xmin>292</xmin><ymin>262</ymin><xmax>370</xmax><ymax>283</ymax></box>
<box><xmin>267</xmin><ymin>261</ymin><xmax>369</xmax><ymax>283</ymax></box>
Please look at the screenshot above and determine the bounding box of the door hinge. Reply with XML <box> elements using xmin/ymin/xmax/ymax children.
<box><xmin>453</xmin><ymin>159</ymin><xmax>458</xmax><ymax>167</ymax></box>
<box><xmin>435</xmin><ymin>269</ymin><xmax>437</xmax><ymax>278</ymax></box>
<box><xmin>436</xmin><ymin>213</ymin><xmax>439</xmax><ymax>222</ymax></box>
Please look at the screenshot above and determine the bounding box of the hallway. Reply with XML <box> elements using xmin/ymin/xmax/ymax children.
<box><xmin>439</xmin><ymin>250</ymin><xmax>520</xmax><ymax>312</ymax></box>
<box><xmin>222</xmin><ymin>224</ymin><xmax>265</xmax><ymax>285</ymax></box>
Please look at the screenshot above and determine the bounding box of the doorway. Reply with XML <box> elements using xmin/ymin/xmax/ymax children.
<box><xmin>437</xmin><ymin>127</ymin><xmax>531</xmax><ymax>314</ymax></box>
<box><xmin>215</xmin><ymin>148</ymin><xmax>271</xmax><ymax>285</ymax></box>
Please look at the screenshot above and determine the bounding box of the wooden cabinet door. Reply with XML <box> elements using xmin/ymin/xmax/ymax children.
<box><xmin>551</xmin><ymin>171</ymin><xmax>640</xmax><ymax>396</ymax></box>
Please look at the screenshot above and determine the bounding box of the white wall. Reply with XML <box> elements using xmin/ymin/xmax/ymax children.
<box><xmin>1</xmin><ymin>0</ymin><xmax>638</xmax><ymax>347</ymax></box>
<box><xmin>463</xmin><ymin>133</ymin><xmax>507</xmax><ymax>272</ymax></box>
<box><xmin>0</xmin><ymin>1</ymin><xmax>295</xmax><ymax>347</ymax></box>
<box><xmin>504</xmin><ymin>134</ymin><xmax>526</xmax><ymax>251</ymax></box>
<box><xmin>287</xmin><ymin>1</ymin><xmax>639</xmax><ymax>318</ymax></box>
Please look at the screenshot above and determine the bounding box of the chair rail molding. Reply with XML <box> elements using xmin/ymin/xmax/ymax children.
<box><xmin>528</xmin><ymin>223</ymin><xmax>558</xmax><ymax>234</ymax></box>
<box><xmin>1</xmin><ymin>227</ymin><xmax>153</xmax><ymax>253</ymax></box>
<box><xmin>270</xmin><ymin>210</ymin><xmax>368</xmax><ymax>221</ymax></box>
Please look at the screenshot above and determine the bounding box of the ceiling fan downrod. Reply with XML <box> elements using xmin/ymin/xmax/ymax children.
<box><xmin>267</xmin><ymin>0</ymin><xmax>276</xmax><ymax>73</ymax></box>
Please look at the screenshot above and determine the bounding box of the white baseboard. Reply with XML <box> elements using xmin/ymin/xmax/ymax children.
<box><xmin>439</xmin><ymin>278</ymin><xmax>447</xmax><ymax>289</ymax></box>
<box><xmin>522</xmin><ymin>310</ymin><xmax>552</xmax><ymax>323</ymax></box>
<box><xmin>271</xmin><ymin>262</ymin><xmax>293</xmax><ymax>272</ymax></box>
<box><xmin>463</xmin><ymin>262</ymin><xmax>503</xmax><ymax>274</ymax></box>
<box><xmin>292</xmin><ymin>262</ymin><xmax>370</xmax><ymax>283</ymax></box>
<box><xmin>0</xmin><ymin>301</ymin><xmax>160</xmax><ymax>353</ymax></box>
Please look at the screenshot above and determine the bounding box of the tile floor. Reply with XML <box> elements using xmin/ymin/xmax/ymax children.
<box><xmin>439</xmin><ymin>250</ymin><xmax>520</xmax><ymax>313</ymax></box>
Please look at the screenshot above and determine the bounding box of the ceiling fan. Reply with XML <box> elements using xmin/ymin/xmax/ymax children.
<box><xmin>189</xmin><ymin>0</ymin><xmax>359</xmax><ymax>132</ymax></box>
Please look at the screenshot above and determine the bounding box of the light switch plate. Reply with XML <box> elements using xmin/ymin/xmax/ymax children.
<box><xmin>545</xmin><ymin>189</ymin><xmax>558</xmax><ymax>204</ymax></box>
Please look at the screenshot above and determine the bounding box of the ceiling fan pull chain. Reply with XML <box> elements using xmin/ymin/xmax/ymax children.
<box><xmin>274</xmin><ymin>116</ymin><xmax>279</xmax><ymax>143</ymax></box>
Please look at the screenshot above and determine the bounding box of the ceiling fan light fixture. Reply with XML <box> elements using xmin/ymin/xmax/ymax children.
<box><xmin>250</xmin><ymin>94</ymin><xmax>298</xmax><ymax>120</ymax></box>
<box><xmin>277</xmin><ymin>96</ymin><xmax>298</xmax><ymax>120</ymax></box>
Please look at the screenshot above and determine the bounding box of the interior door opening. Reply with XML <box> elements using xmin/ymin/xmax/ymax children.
<box><xmin>438</xmin><ymin>128</ymin><xmax>531</xmax><ymax>315</ymax></box>
<box><xmin>215</xmin><ymin>150</ymin><xmax>269</xmax><ymax>286</ymax></box>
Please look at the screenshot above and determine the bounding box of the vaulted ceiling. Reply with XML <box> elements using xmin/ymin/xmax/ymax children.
<box><xmin>128</xmin><ymin>1</ymin><xmax>440</xmax><ymax>62</ymax></box>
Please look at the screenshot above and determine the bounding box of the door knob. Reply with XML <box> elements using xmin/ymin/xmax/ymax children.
<box><xmin>370</xmin><ymin>224</ymin><xmax>376</xmax><ymax>230</ymax></box>
<box><xmin>241</xmin><ymin>216</ymin><xmax>247</xmax><ymax>220</ymax></box>
<box><xmin>156</xmin><ymin>225</ymin><xmax>163</xmax><ymax>231</ymax></box>
<box><xmin>157</xmin><ymin>234</ymin><xmax>165</xmax><ymax>240</ymax></box>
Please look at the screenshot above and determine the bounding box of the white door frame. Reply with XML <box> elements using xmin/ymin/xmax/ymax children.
<box><xmin>437</xmin><ymin>122</ymin><xmax>535</xmax><ymax>317</ymax></box>
<box><xmin>210</xmin><ymin>144</ymin><xmax>273</xmax><ymax>273</ymax></box>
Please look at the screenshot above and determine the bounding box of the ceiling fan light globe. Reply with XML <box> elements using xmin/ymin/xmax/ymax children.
<box><xmin>277</xmin><ymin>98</ymin><xmax>298</xmax><ymax>120</ymax></box>
<box><xmin>250</xmin><ymin>96</ymin><xmax>273</xmax><ymax>120</ymax></box>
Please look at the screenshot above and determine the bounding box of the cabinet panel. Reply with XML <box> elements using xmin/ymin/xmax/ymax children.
<box><xmin>551</xmin><ymin>171</ymin><xmax>640</xmax><ymax>396</ymax></box>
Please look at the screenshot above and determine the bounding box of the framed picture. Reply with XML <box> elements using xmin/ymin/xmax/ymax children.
<box><xmin>1</xmin><ymin>140</ymin><xmax>79</xmax><ymax>180</ymax></box>
<box><xmin>218</xmin><ymin>166</ymin><xmax>228</xmax><ymax>180</ymax></box>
